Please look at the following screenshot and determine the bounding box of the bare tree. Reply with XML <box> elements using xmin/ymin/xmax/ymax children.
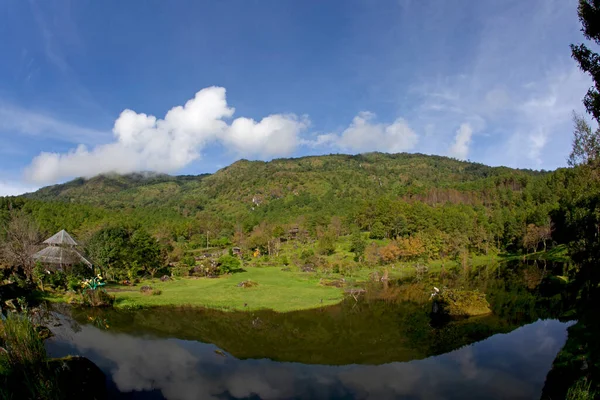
<box><xmin>1</xmin><ymin>211</ymin><xmax>42</xmax><ymax>279</ymax></box>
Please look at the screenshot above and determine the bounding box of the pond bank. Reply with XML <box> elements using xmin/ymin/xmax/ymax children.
<box><xmin>45</xmin><ymin>267</ymin><xmax>346</xmax><ymax>312</ymax></box>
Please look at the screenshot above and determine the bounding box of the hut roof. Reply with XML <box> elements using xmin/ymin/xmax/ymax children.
<box><xmin>43</xmin><ymin>229</ymin><xmax>78</xmax><ymax>246</ymax></box>
<box><xmin>32</xmin><ymin>246</ymin><xmax>92</xmax><ymax>268</ymax></box>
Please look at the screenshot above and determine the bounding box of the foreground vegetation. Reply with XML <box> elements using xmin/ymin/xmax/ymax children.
<box><xmin>0</xmin><ymin>308</ymin><xmax>105</xmax><ymax>399</ymax></box>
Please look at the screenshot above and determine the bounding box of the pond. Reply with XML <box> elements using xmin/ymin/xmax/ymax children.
<box><xmin>44</xmin><ymin>261</ymin><xmax>575</xmax><ymax>399</ymax></box>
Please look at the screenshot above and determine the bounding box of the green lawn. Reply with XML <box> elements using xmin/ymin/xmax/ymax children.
<box><xmin>107</xmin><ymin>267</ymin><xmax>345</xmax><ymax>312</ymax></box>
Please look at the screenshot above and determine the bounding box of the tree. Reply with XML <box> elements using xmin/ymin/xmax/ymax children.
<box><xmin>571</xmin><ymin>0</ymin><xmax>600</xmax><ymax>124</ymax></box>
<box><xmin>369</xmin><ymin>220</ymin><xmax>386</xmax><ymax>239</ymax></box>
<box><xmin>523</xmin><ymin>224</ymin><xmax>541</xmax><ymax>254</ymax></box>
<box><xmin>0</xmin><ymin>211</ymin><xmax>41</xmax><ymax>279</ymax></box>
<box><xmin>350</xmin><ymin>229</ymin><xmax>367</xmax><ymax>261</ymax></box>
<box><xmin>569</xmin><ymin>113</ymin><xmax>600</xmax><ymax>168</ymax></box>
<box><xmin>380</xmin><ymin>243</ymin><xmax>400</xmax><ymax>263</ymax></box>
<box><xmin>317</xmin><ymin>230</ymin><xmax>337</xmax><ymax>255</ymax></box>
<box><xmin>87</xmin><ymin>227</ymin><xmax>131</xmax><ymax>273</ymax></box>
<box><xmin>130</xmin><ymin>229</ymin><xmax>164</xmax><ymax>278</ymax></box>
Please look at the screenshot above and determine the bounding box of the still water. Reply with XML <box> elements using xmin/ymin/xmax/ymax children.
<box><xmin>44</xmin><ymin>263</ymin><xmax>574</xmax><ymax>399</ymax></box>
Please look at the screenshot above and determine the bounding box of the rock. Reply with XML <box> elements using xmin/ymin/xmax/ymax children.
<box><xmin>301</xmin><ymin>264</ymin><xmax>315</xmax><ymax>273</ymax></box>
<box><xmin>48</xmin><ymin>356</ymin><xmax>106</xmax><ymax>399</ymax></box>
<box><xmin>35</xmin><ymin>326</ymin><xmax>53</xmax><ymax>340</ymax></box>
<box><xmin>237</xmin><ymin>280</ymin><xmax>258</xmax><ymax>288</ymax></box>
<box><xmin>433</xmin><ymin>289</ymin><xmax>491</xmax><ymax>317</ymax></box>
<box><xmin>140</xmin><ymin>286</ymin><xmax>153</xmax><ymax>293</ymax></box>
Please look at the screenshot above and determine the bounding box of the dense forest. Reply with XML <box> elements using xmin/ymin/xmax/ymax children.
<box><xmin>0</xmin><ymin>153</ymin><xmax>565</xmax><ymax>257</ymax></box>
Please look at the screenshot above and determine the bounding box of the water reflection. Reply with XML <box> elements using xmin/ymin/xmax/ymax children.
<box><xmin>44</xmin><ymin>261</ymin><xmax>576</xmax><ymax>399</ymax></box>
<box><xmin>46</xmin><ymin>313</ymin><xmax>571</xmax><ymax>400</ymax></box>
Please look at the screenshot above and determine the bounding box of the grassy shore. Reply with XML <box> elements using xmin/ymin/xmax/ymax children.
<box><xmin>72</xmin><ymin>267</ymin><xmax>346</xmax><ymax>312</ymax></box>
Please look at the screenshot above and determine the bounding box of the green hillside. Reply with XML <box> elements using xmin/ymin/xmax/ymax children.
<box><xmin>26</xmin><ymin>152</ymin><xmax>546</xmax><ymax>217</ymax></box>
<box><xmin>1</xmin><ymin>152</ymin><xmax>570</xmax><ymax>265</ymax></box>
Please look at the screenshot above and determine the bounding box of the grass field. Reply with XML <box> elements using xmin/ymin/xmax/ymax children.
<box><xmin>106</xmin><ymin>267</ymin><xmax>345</xmax><ymax>312</ymax></box>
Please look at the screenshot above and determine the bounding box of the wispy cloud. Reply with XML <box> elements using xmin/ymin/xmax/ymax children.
<box><xmin>0</xmin><ymin>104</ymin><xmax>110</xmax><ymax>144</ymax></box>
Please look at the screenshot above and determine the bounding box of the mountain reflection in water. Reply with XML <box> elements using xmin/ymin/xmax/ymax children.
<box><xmin>45</xmin><ymin>311</ymin><xmax>571</xmax><ymax>400</ymax></box>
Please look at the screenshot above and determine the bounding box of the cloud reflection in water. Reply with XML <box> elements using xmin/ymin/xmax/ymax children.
<box><xmin>46</xmin><ymin>317</ymin><xmax>571</xmax><ymax>400</ymax></box>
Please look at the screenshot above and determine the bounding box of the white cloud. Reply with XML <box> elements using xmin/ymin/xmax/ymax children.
<box><xmin>224</xmin><ymin>114</ymin><xmax>308</xmax><ymax>158</ymax></box>
<box><xmin>448</xmin><ymin>123</ymin><xmax>473</xmax><ymax>160</ymax></box>
<box><xmin>316</xmin><ymin>111</ymin><xmax>418</xmax><ymax>153</ymax></box>
<box><xmin>24</xmin><ymin>87</ymin><xmax>308</xmax><ymax>184</ymax></box>
<box><xmin>528</xmin><ymin>130</ymin><xmax>548</xmax><ymax>165</ymax></box>
<box><xmin>0</xmin><ymin>180</ymin><xmax>38</xmax><ymax>197</ymax></box>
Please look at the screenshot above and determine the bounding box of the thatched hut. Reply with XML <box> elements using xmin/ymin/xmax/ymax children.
<box><xmin>32</xmin><ymin>229</ymin><xmax>92</xmax><ymax>270</ymax></box>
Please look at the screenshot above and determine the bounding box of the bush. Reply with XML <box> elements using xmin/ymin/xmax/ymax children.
<box><xmin>300</xmin><ymin>249</ymin><xmax>314</xmax><ymax>260</ymax></box>
<box><xmin>48</xmin><ymin>272</ymin><xmax>67</xmax><ymax>290</ymax></box>
<box><xmin>181</xmin><ymin>255</ymin><xmax>196</xmax><ymax>268</ymax></box>
<box><xmin>67</xmin><ymin>276</ymin><xmax>80</xmax><ymax>292</ymax></box>
<box><xmin>217</xmin><ymin>255</ymin><xmax>241</xmax><ymax>274</ymax></box>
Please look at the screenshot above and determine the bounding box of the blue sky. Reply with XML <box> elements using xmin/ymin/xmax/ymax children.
<box><xmin>0</xmin><ymin>0</ymin><xmax>593</xmax><ymax>195</ymax></box>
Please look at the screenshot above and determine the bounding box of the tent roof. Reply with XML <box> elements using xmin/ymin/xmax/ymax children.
<box><xmin>32</xmin><ymin>246</ymin><xmax>92</xmax><ymax>267</ymax></box>
<box><xmin>43</xmin><ymin>230</ymin><xmax>78</xmax><ymax>246</ymax></box>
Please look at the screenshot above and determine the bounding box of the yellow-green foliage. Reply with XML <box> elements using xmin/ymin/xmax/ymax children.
<box><xmin>436</xmin><ymin>289</ymin><xmax>491</xmax><ymax>317</ymax></box>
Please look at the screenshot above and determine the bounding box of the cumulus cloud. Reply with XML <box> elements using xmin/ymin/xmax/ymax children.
<box><xmin>24</xmin><ymin>87</ymin><xmax>308</xmax><ymax>184</ymax></box>
<box><xmin>224</xmin><ymin>114</ymin><xmax>309</xmax><ymax>158</ymax></box>
<box><xmin>315</xmin><ymin>112</ymin><xmax>418</xmax><ymax>153</ymax></box>
<box><xmin>448</xmin><ymin>123</ymin><xmax>473</xmax><ymax>160</ymax></box>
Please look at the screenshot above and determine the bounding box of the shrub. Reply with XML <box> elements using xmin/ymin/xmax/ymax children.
<box><xmin>67</xmin><ymin>276</ymin><xmax>80</xmax><ymax>292</ymax></box>
<box><xmin>300</xmin><ymin>249</ymin><xmax>314</xmax><ymax>260</ymax></box>
<box><xmin>151</xmin><ymin>289</ymin><xmax>162</xmax><ymax>296</ymax></box>
<box><xmin>48</xmin><ymin>271</ymin><xmax>67</xmax><ymax>290</ymax></box>
<box><xmin>217</xmin><ymin>255</ymin><xmax>241</xmax><ymax>274</ymax></box>
<box><xmin>181</xmin><ymin>255</ymin><xmax>196</xmax><ymax>268</ymax></box>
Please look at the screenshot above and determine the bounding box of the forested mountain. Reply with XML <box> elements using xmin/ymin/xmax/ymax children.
<box><xmin>25</xmin><ymin>152</ymin><xmax>550</xmax><ymax>221</ymax></box>
<box><xmin>0</xmin><ymin>152</ymin><xmax>571</xmax><ymax>261</ymax></box>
